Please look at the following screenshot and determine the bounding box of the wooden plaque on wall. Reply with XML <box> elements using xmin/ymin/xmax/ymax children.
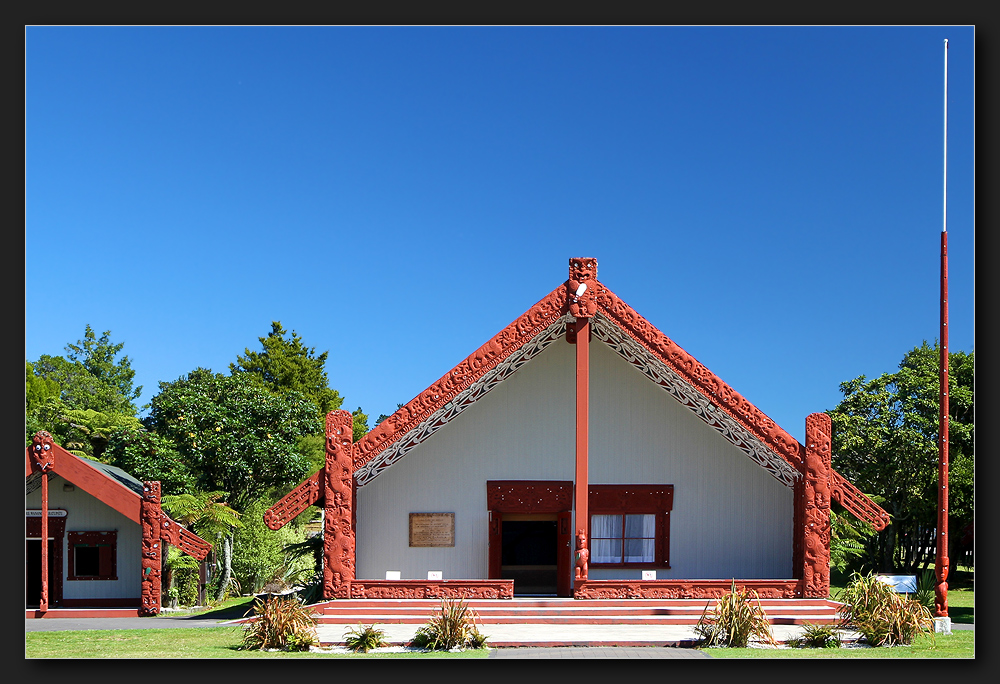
<box><xmin>409</xmin><ymin>513</ymin><xmax>455</xmax><ymax>547</ymax></box>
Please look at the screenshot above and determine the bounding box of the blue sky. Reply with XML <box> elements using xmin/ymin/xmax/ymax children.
<box><xmin>25</xmin><ymin>26</ymin><xmax>975</xmax><ymax>443</ymax></box>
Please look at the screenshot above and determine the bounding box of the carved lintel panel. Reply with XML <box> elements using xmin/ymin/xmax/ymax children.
<box><xmin>486</xmin><ymin>481</ymin><xmax>574</xmax><ymax>513</ymax></box>
<box><xmin>345</xmin><ymin>580</ymin><xmax>514</xmax><ymax>600</ymax></box>
<box><xmin>588</xmin><ymin>484</ymin><xmax>674</xmax><ymax>511</ymax></box>
<box><xmin>324</xmin><ymin>410</ymin><xmax>355</xmax><ymax>600</ymax></box>
<box><xmin>573</xmin><ymin>579</ymin><xmax>802</xmax><ymax>600</ymax></box>
<box><xmin>801</xmin><ymin>413</ymin><xmax>832</xmax><ymax>599</ymax></box>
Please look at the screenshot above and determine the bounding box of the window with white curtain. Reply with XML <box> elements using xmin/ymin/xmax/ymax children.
<box><xmin>590</xmin><ymin>513</ymin><xmax>656</xmax><ymax>564</ymax></box>
<box><xmin>587</xmin><ymin>484</ymin><xmax>673</xmax><ymax>568</ymax></box>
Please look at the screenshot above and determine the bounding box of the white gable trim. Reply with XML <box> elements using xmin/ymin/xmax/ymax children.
<box><xmin>355</xmin><ymin>315</ymin><xmax>572</xmax><ymax>486</ymax></box>
<box><xmin>591</xmin><ymin>313</ymin><xmax>801</xmax><ymax>487</ymax></box>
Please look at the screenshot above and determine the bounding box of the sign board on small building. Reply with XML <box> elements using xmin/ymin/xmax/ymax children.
<box><xmin>876</xmin><ymin>574</ymin><xmax>917</xmax><ymax>593</ymax></box>
<box><xmin>409</xmin><ymin>512</ymin><xmax>455</xmax><ymax>547</ymax></box>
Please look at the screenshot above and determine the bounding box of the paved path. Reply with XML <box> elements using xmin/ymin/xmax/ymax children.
<box><xmin>489</xmin><ymin>646</ymin><xmax>711</xmax><ymax>658</ymax></box>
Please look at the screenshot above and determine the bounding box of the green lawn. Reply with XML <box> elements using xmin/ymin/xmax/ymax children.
<box><xmin>25</xmin><ymin>627</ymin><xmax>489</xmax><ymax>659</ymax></box>
<box><xmin>702</xmin><ymin>630</ymin><xmax>974</xmax><ymax>658</ymax></box>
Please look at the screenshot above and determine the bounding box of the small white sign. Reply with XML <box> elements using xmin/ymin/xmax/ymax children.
<box><xmin>427</xmin><ymin>571</ymin><xmax>443</xmax><ymax>580</ymax></box>
<box><xmin>385</xmin><ymin>571</ymin><xmax>401</xmax><ymax>580</ymax></box>
<box><xmin>25</xmin><ymin>509</ymin><xmax>67</xmax><ymax>517</ymax></box>
<box><xmin>641</xmin><ymin>570</ymin><xmax>657</xmax><ymax>580</ymax></box>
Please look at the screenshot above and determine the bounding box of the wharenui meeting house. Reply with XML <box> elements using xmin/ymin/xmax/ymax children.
<box><xmin>26</xmin><ymin>433</ymin><xmax>211</xmax><ymax>616</ymax></box>
<box><xmin>265</xmin><ymin>258</ymin><xmax>890</xmax><ymax>601</ymax></box>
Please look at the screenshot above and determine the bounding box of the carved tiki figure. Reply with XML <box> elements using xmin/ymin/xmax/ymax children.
<box><xmin>574</xmin><ymin>529</ymin><xmax>589</xmax><ymax>580</ymax></box>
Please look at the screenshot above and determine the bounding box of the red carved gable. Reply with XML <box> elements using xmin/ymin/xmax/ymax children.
<box><xmin>291</xmin><ymin>259</ymin><xmax>886</xmax><ymax>528</ymax></box>
<box><xmin>25</xmin><ymin>434</ymin><xmax>212</xmax><ymax>555</ymax></box>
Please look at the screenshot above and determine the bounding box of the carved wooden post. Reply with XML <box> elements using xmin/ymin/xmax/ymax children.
<box><xmin>140</xmin><ymin>481</ymin><xmax>163</xmax><ymax>616</ymax></box>
<box><xmin>801</xmin><ymin>413</ymin><xmax>833</xmax><ymax>598</ymax></box>
<box><xmin>323</xmin><ymin>410</ymin><xmax>355</xmax><ymax>599</ymax></box>
<box><xmin>568</xmin><ymin>258</ymin><xmax>597</xmax><ymax>586</ymax></box>
<box><xmin>29</xmin><ymin>431</ymin><xmax>57</xmax><ymax>611</ymax></box>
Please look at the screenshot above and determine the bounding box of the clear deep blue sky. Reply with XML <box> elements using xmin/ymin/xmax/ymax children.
<box><xmin>25</xmin><ymin>26</ymin><xmax>974</xmax><ymax>443</ymax></box>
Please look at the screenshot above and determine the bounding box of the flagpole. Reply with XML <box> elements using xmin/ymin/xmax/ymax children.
<box><xmin>935</xmin><ymin>37</ymin><xmax>950</xmax><ymax>623</ymax></box>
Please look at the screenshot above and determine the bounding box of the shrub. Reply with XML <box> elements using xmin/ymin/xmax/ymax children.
<box><xmin>694</xmin><ymin>580</ymin><xmax>777</xmax><ymax>648</ymax></box>
<box><xmin>787</xmin><ymin>621</ymin><xmax>842</xmax><ymax>648</ymax></box>
<box><xmin>344</xmin><ymin>624</ymin><xmax>388</xmax><ymax>653</ymax></box>
<box><xmin>914</xmin><ymin>569</ymin><xmax>936</xmax><ymax>611</ymax></box>
<box><xmin>410</xmin><ymin>597</ymin><xmax>489</xmax><ymax>650</ymax></box>
<box><xmin>241</xmin><ymin>595</ymin><xmax>319</xmax><ymax>651</ymax></box>
<box><xmin>175</xmin><ymin>566</ymin><xmax>200</xmax><ymax>607</ymax></box>
<box><xmin>838</xmin><ymin>571</ymin><xmax>934</xmax><ymax>646</ymax></box>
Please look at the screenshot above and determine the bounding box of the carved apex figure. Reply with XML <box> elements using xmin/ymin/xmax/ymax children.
<box><xmin>567</xmin><ymin>258</ymin><xmax>598</xmax><ymax>319</ymax></box>
<box><xmin>30</xmin><ymin>431</ymin><xmax>56</xmax><ymax>471</ymax></box>
<box><xmin>574</xmin><ymin>528</ymin><xmax>589</xmax><ymax>580</ymax></box>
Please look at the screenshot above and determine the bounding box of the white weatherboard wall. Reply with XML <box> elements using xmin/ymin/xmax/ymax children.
<box><xmin>26</xmin><ymin>475</ymin><xmax>143</xmax><ymax>600</ymax></box>
<box><xmin>356</xmin><ymin>336</ymin><xmax>795</xmax><ymax>582</ymax></box>
<box><xmin>588</xmin><ymin>340</ymin><xmax>794</xmax><ymax>580</ymax></box>
<box><xmin>356</xmin><ymin>339</ymin><xmax>576</xmax><ymax>581</ymax></box>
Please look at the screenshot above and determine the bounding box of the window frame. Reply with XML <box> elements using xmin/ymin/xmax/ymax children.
<box><xmin>67</xmin><ymin>530</ymin><xmax>117</xmax><ymax>581</ymax></box>
<box><xmin>588</xmin><ymin>485</ymin><xmax>673</xmax><ymax>570</ymax></box>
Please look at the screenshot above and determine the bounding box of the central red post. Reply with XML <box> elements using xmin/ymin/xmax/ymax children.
<box><xmin>567</xmin><ymin>257</ymin><xmax>598</xmax><ymax>587</ymax></box>
<box><xmin>574</xmin><ymin>316</ymin><xmax>591</xmax><ymax>581</ymax></box>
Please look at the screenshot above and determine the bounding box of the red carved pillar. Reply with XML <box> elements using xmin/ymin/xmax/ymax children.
<box><xmin>935</xmin><ymin>229</ymin><xmax>950</xmax><ymax>617</ymax></box>
<box><xmin>801</xmin><ymin>413</ymin><xmax>833</xmax><ymax>598</ymax></box>
<box><xmin>323</xmin><ymin>410</ymin><xmax>355</xmax><ymax>599</ymax></box>
<box><xmin>29</xmin><ymin>431</ymin><xmax>57</xmax><ymax>611</ymax></box>
<box><xmin>140</xmin><ymin>482</ymin><xmax>164</xmax><ymax>616</ymax></box>
<box><xmin>568</xmin><ymin>258</ymin><xmax>597</xmax><ymax>586</ymax></box>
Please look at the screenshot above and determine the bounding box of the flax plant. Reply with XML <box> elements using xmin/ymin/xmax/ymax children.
<box><xmin>838</xmin><ymin>571</ymin><xmax>934</xmax><ymax>646</ymax></box>
<box><xmin>241</xmin><ymin>595</ymin><xmax>319</xmax><ymax>651</ymax></box>
<box><xmin>695</xmin><ymin>580</ymin><xmax>778</xmax><ymax>648</ymax></box>
<box><xmin>410</xmin><ymin>597</ymin><xmax>489</xmax><ymax>650</ymax></box>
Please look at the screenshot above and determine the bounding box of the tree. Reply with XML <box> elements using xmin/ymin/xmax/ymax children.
<box><xmin>828</xmin><ymin>342</ymin><xmax>974</xmax><ymax>574</ymax></box>
<box><xmin>161</xmin><ymin>491</ymin><xmax>242</xmax><ymax>602</ymax></box>
<box><xmin>143</xmin><ymin>368</ymin><xmax>322</xmax><ymax>512</ymax></box>
<box><xmin>105</xmin><ymin>426</ymin><xmax>196</xmax><ymax>494</ymax></box>
<box><xmin>31</xmin><ymin>326</ymin><xmax>141</xmax><ymax>415</ymax></box>
<box><xmin>352</xmin><ymin>406</ymin><xmax>370</xmax><ymax>443</ymax></box>
<box><xmin>231</xmin><ymin>322</ymin><xmax>343</xmax><ymax>418</ymax></box>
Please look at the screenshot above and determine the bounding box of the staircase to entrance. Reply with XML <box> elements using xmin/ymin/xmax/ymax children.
<box><xmin>311</xmin><ymin>596</ymin><xmax>843</xmax><ymax>647</ymax></box>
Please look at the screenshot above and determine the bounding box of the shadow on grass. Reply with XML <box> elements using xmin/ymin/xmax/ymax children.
<box><xmin>949</xmin><ymin>606</ymin><xmax>974</xmax><ymax>624</ymax></box>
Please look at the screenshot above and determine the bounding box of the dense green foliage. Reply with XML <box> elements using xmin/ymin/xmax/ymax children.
<box><xmin>231</xmin><ymin>322</ymin><xmax>343</xmax><ymax>419</ymax></box>
<box><xmin>231</xmin><ymin>497</ymin><xmax>315</xmax><ymax>595</ymax></box>
<box><xmin>828</xmin><ymin>342</ymin><xmax>973</xmax><ymax>574</ymax></box>
<box><xmin>27</xmin><ymin>327</ymin><xmax>144</xmax><ymax>459</ymax></box>
<box><xmin>143</xmin><ymin>368</ymin><xmax>322</xmax><ymax>510</ymax></box>
<box><xmin>32</xmin><ymin>325</ymin><xmax>141</xmax><ymax>414</ymax></box>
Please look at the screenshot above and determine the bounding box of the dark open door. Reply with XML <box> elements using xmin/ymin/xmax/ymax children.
<box><xmin>557</xmin><ymin>511</ymin><xmax>571</xmax><ymax>597</ymax></box>
<box><xmin>488</xmin><ymin>511</ymin><xmax>502</xmax><ymax>580</ymax></box>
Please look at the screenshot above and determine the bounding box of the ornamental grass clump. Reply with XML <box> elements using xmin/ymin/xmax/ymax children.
<box><xmin>241</xmin><ymin>595</ymin><xmax>319</xmax><ymax>651</ymax></box>
<box><xmin>838</xmin><ymin>571</ymin><xmax>934</xmax><ymax>647</ymax></box>
<box><xmin>410</xmin><ymin>597</ymin><xmax>489</xmax><ymax>650</ymax></box>
<box><xmin>344</xmin><ymin>624</ymin><xmax>388</xmax><ymax>653</ymax></box>
<box><xmin>694</xmin><ymin>580</ymin><xmax>777</xmax><ymax>648</ymax></box>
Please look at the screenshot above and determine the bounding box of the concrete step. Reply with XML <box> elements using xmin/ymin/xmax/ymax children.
<box><xmin>311</xmin><ymin>597</ymin><xmax>842</xmax><ymax>631</ymax></box>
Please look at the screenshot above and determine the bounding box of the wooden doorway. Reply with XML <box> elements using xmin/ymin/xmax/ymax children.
<box><xmin>26</xmin><ymin>514</ymin><xmax>65</xmax><ymax>608</ymax></box>
<box><xmin>487</xmin><ymin>481</ymin><xmax>572</xmax><ymax>597</ymax></box>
